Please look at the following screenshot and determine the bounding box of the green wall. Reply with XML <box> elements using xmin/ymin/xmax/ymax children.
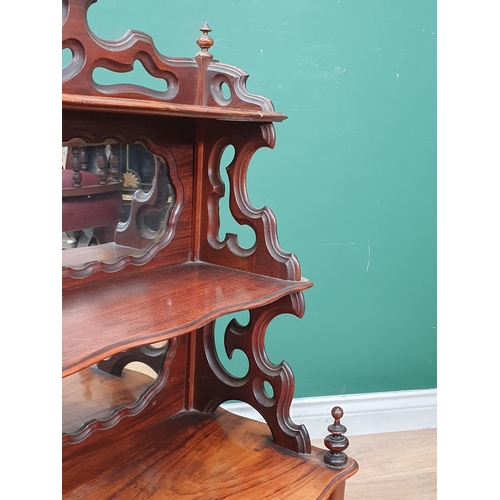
<box><xmin>84</xmin><ymin>0</ymin><xmax>437</xmax><ymax>398</ymax></box>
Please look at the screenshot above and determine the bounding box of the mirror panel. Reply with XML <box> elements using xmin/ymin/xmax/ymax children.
<box><xmin>62</xmin><ymin>141</ymin><xmax>176</xmax><ymax>270</ymax></box>
<box><xmin>62</xmin><ymin>341</ymin><xmax>169</xmax><ymax>436</ymax></box>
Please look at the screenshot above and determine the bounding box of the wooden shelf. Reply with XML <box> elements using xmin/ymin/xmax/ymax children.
<box><xmin>63</xmin><ymin>94</ymin><xmax>288</xmax><ymax>123</ymax></box>
<box><xmin>63</xmin><ymin>262</ymin><xmax>312</xmax><ymax>377</ymax></box>
<box><xmin>63</xmin><ymin>408</ymin><xmax>358</xmax><ymax>499</ymax></box>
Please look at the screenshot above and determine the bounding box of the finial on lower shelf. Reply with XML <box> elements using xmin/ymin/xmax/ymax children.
<box><xmin>324</xmin><ymin>406</ymin><xmax>350</xmax><ymax>469</ymax></box>
<box><xmin>196</xmin><ymin>22</ymin><xmax>214</xmax><ymax>57</ymax></box>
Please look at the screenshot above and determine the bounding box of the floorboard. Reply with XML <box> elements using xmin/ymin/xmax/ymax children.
<box><xmin>312</xmin><ymin>428</ymin><xmax>437</xmax><ymax>499</ymax></box>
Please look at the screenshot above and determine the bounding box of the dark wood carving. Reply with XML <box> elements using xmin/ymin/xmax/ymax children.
<box><xmin>195</xmin><ymin>119</ymin><xmax>301</xmax><ymax>280</ymax></box>
<box><xmin>324</xmin><ymin>406</ymin><xmax>351</xmax><ymax>469</ymax></box>
<box><xmin>62</xmin><ymin>0</ymin><xmax>280</xmax><ymax>115</ymax></box>
<box><xmin>62</xmin><ymin>1</ymin><xmax>357</xmax><ymax>498</ymax></box>
<box><xmin>192</xmin><ymin>292</ymin><xmax>310</xmax><ymax>453</ymax></box>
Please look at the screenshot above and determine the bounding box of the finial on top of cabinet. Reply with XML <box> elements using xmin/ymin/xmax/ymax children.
<box><xmin>196</xmin><ymin>22</ymin><xmax>214</xmax><ymax>57</ymax></box>
<box><xmin>324</xmin><ymin>406</ymin><xmax>350</xmax><ymax>469</ymax></box>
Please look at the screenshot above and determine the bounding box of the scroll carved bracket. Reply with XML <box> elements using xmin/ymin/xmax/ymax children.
<box><xmin>191</xmin><ymin>292</ymin><xmax>311</xmax><ymax>454</ymax></box>
<box><xmin>200</xmin><ymin>122</ymin><xmax>301</xmax><ymax>281</ymax></box>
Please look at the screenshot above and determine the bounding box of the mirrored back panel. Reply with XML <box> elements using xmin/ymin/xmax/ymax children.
<box><xmin>62</xmin><ymin>141</ymin><xmax>176</xmax><ymax>270</ymax></box>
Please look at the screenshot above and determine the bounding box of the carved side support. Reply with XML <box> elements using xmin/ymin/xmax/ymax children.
<box><xmin>197</xmin><ymin>120</ymin><xmax>301</xmax><ymax>281</ymax></box>
<box><xmin>191</xmin><ymin>292</ymin><xmax>310</xmax><ymax>454</ymax></box>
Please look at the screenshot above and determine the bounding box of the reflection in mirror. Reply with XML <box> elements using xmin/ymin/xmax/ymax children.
<box><xmin>62</xmin><ymin>141</ymin><xmax>176</xmax><ymax>269</ymax></box>
<box><xmin>62</xmin><ymin>341</ymin><xmax>169</xmax><ymax>436</ymax></box>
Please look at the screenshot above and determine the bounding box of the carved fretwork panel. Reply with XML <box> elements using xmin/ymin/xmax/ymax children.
<box><xmin>195</xmin><ymin>119</ymin><xmax>301</xmax><ymax>281</ymax></box>
<box><xmin>191</xmin><ymin>292</ymin><xmax>311</xmax><ymax>454</ymax></box>
<box><xmin>63</xmin><ymin>0</ymin><xmax>277</xmax><ymax>115</ymax></box>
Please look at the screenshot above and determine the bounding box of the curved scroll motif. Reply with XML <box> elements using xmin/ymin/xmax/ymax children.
<box><xmin>63</xmin><ymin>0</ymin><xmax>279</xmax><ymax>115</ymax></box>
<box><xmin>199</xmin><ymin>120</ymin><xmax>301</xmax><ymax>281</ymax></box>
<box><xmin>62</xmin><ymin>0</ymin><xmax>193</xmax><ymax>101</ymax></box>
<box><xmin>207</xmin><ymin>61</ymin><xmax>276</xmax><ymax>112</ymax></box>
<box><xmin>192</xmin><ymin>292</ymin><xmax>311</xmax><ymax>454</ymax></box>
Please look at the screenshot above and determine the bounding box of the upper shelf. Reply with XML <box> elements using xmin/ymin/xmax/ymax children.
<box><xmin>62</xmin><ymin>262</ymin><xmax>312</xmax><ymax>377</ymax></box>
<box><xmin>62</xmin><ymin>94</ymin><xmax>287</xmax><ymax>122</ymax></box>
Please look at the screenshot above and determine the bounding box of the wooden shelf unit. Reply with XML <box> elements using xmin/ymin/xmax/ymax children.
<box><xmin>63</xmin><ymin>408</ymin><xmax>358</xmax><ymax>500</ymax></box>
<box><xmin>63</xmin><ymin>262</ymin><xmax>312</xmax><ymax>377</ymax></box>
<box><xmin>62</xmin><ymin>1</ymin><xmax>357</xmax><ymax>498</ymax></box>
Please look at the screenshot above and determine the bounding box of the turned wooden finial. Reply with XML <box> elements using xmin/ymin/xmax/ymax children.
<box><xmin>196</xmin><ymin>22</ymin><xmax>214</xmax><ymax>57</ymax></box>
<box><xmin>324</xmin><ymin>406</ymin><xmax>350</xmax><ymax>469</ymax></box>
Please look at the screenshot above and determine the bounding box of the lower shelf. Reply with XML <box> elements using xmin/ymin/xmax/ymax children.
<box><xmin>63</xmin><ymin>408</ymin><xmax>358</xmax><ymax>499</ymax></box>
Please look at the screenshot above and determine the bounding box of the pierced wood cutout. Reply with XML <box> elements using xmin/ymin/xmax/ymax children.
<box><xmin>63</xmin><ymin>0</ymin><xmax>276</xmax><ymax>114</ymax></box>
<box><xmin>63</xmin><ymin>337</ymin><xmax>179</xmax><ymax>446</ymax></box>
<box><xmin>197</xmin><ymin>120</ymin><xmax>301</xmax><ymax>281</ymax></box>
<box><xmin>192</xmin><ymin>292</ymin><xmax>310</xmax><ymax>454</ymax></box>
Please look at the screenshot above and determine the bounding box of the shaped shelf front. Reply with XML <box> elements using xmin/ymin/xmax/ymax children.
<box><xmin>63</xmin><ymin>408</ymin><xmax>358</xmax><ymax>499</ymax></box>
<box><xmin>63</xmin><ymin>94</ymin><xmax>288</xmax><ymax>122</ymax></box>
<box><xmin>62</xmin><ymin>262</ymin><xmax>312</xmax><ymax>377</ymax></box>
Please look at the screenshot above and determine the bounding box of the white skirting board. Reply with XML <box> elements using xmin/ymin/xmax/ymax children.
<box><xmin>222</xmin><ymin>388</ymin><xmax>437</xmax><ymax>438</ymax></box>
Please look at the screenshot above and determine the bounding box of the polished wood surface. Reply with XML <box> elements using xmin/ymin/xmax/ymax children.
<box><xmin>63</xmin><ymin>262</ymin><xmax>312</xmax><ymax>377</ymax></box>
<box><xmin>62</xmin><ymin>1</ymin><xmax>356</xmax><ymax>497</ymax></box>
<box><xmin>63</xmin><ymin>408</ymin><xmax>358</xmax><ymax>500</ymax></box>
<box><xmin>62</xmin><ymin>94</ymin><xmax>287</xmax><ymax>122</ymax></box>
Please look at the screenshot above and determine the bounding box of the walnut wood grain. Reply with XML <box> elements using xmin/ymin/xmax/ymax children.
<box><xmin>62</xmin><ymin>408</ymin><xmax>358</xmax><ymax>499</ymax></box>
<box><xmin>62</xmin><ymin>262</ymin><xmax>312</xmax><ymax>377</ymax></box>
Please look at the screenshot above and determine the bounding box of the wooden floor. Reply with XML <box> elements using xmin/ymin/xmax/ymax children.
<box><xmin>312</xmin><ymin>428</ymin><xmax>437</xmax><ymax>500</ymax></box>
